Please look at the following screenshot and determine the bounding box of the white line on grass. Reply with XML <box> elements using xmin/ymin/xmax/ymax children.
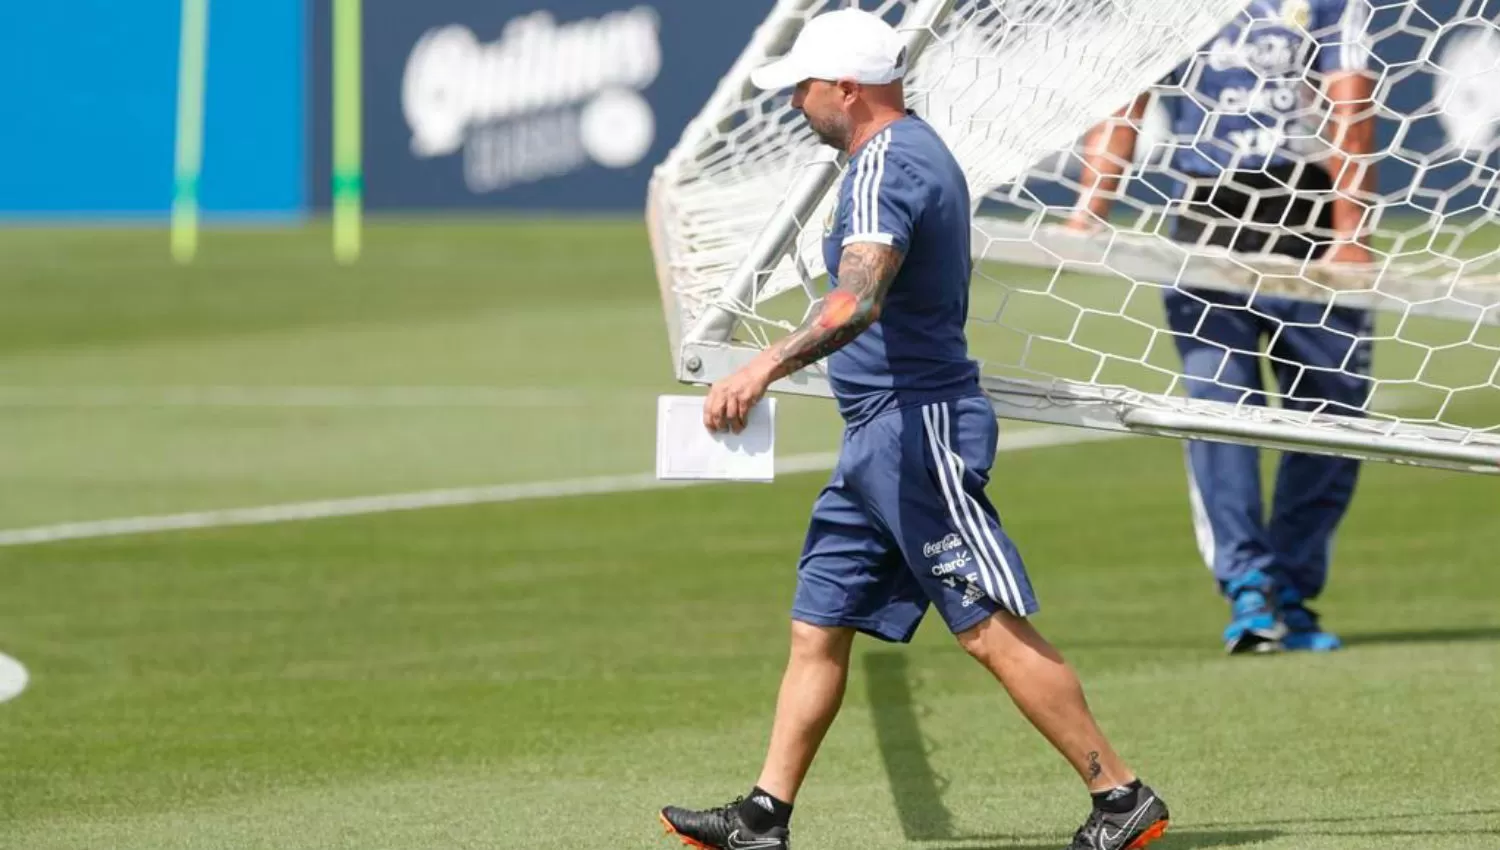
<box><xmin>0</xmin><ymin>426</ymin><xmax>1128</xmax><ymax>548</ymax></box>
<box><xmin>0</xmin><ymin>652</ymin><xmax>28</xmax><ymax>703</ymax></box>
<box><xmin>0</xmin><ymin>386</ymin><xmax>616</xmax><ymax>408</ymax></box>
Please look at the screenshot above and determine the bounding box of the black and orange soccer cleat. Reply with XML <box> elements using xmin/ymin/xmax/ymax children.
<box><xmin>1067</xmin><ymin>784</ymin><xmax>1170</xmax><ymax>850</ymax></box>
<box><xmin>660</xmin><ymin>797</ymin><xmax>791</xmax><ymax>850</ymax></box>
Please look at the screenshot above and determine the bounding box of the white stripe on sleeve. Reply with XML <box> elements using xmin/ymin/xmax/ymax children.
<box><xmin>849</xmin><ymin>131</ymin><xmax>891</xmax><ymax>239</ymax></box>
<box><xmin>867</xmin><ymin>131</ymin><xmax>889</xmax><ymax>236</ymax></box>
<box><xmin>848</xmin><ymin>146</ymin><xmax>872</xmax><ymax>237</ymax></box>
<box><xmin>841</xmin><ymin>232</ymin><xmax>896</xmax><ymax>247</ymax></box>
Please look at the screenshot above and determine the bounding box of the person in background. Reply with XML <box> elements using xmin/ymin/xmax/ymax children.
<box><xmin>1069</xmin><ymin>0</ymin><xmax>1378</xmax><ymax>654</ymax></box>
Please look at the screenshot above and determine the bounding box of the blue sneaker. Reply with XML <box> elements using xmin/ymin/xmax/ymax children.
<box><xmin>1278</xmin><ymin>588</ymin><xmax>1342</xmax><ymax>652</ymax></box>
<box><xmin>1222</xmin><ymin>572</ymin><xmax>1286</xmax><ymax>655</ymax></box>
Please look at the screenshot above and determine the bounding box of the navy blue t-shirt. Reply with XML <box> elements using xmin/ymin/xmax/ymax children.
<box><xmin>1162</xmin><ymin>0</ymin><xmax>1370</xmax><ymax>176</ymax></box>
<box><xmin>821</xmin><ymin>114</ymin><xmax>980</xmax><ymax>426</ymax></box>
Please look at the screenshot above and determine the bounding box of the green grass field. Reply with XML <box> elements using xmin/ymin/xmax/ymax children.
<box><xmin>0</xmin><ymin>222</ymin><xmax>1497</xmax><ymax>850</ymax></box>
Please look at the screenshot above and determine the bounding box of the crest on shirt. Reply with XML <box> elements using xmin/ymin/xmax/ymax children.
<box><xmin>1282</xmin><ymin>0</ymin><xmax>1310</xmax><ymax>30</ymax></box>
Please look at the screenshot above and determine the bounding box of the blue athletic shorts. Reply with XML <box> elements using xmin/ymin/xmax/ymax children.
<box><xmin>791</xmin><ymin>395</ymin><xmax>1039</xmax><ymax>643</ymax></box>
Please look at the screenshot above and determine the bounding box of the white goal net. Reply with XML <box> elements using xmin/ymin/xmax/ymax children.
<box><xmin>646</xmin><ymin>0</ymin><xmax>1500</xmax><ymax>473</ymax></box>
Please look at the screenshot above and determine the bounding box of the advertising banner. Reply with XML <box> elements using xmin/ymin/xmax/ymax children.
<box><xmin>309</xmin><ymin>0</ymin><xmax>773</xmax><ymax>212</ymax></box>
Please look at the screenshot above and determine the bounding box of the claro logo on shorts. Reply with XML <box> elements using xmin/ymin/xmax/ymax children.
<box><xmin>922</xmin><ymin>533</ymin><xmax>963</xmax><ymax>559</ymax></box>
<box><xmin>402</xmin><ymin>7</ymin><xmax>661</xmax><ymax>193</ymax></box>
<box><xmin>930</xmin><ymin>553</ymin><xmax>971</xmax><ymax>577</ymax></box>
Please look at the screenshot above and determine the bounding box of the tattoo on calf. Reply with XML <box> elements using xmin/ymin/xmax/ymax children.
<box><xmin>1087</xmin><ymin>750</ymin><xmax>1102</xmax><ymax>781</ymax></box>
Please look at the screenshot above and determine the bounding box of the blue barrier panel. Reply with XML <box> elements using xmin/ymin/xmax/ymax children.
<box><xmin>309</xmin><ymin>0</ymin><xmax>774</xmax><ymax>212</ymax></box>
<box><xmin>0</xmin><ymin>0</ymin><xmax>304</xmax><ymax>219</ymax></box>
<box><xmin>0</xmin><ymin>2</ymin><xmax>179</xmax><ymax>217</ymax></box>
<box><xmin>201</xmin><ymin>0</ymin><xmax>306</xmax><ymax>218</ymax></box>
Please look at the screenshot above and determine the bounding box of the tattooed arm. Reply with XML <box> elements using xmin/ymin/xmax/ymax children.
<box><xmin>766</xmin><ymin>242</ymin><xmax>905</xmax><ymax>379</ymax></box>
<box><xmin>702</xmin><ymin>242</ymin><xmax>905</xmax><ymax>433</ymax></box>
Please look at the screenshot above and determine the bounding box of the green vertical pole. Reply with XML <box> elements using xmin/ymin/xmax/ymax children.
<box><xmin>171</xmin><ymin>0</ymin><xmax>209</xmax><ymax>264</ymax></box>
<box><xmin>332</xmin><ymin>0</ymin><xmax>363</xmax><ymax>264</ymax></box>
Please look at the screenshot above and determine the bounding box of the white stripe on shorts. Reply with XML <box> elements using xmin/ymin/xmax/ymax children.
<box><xmin>921</xmin><ymin>402</ymin><xmax>1015</xmax><ymax>614</ymax></box>
<box><xmin>933</xmin><ymin>402</ymin><xmax>1030</xmax><ymax>615</ymax></box>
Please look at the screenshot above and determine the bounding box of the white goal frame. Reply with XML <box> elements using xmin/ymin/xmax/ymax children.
<box><xmin>647</xmin><ymin>0</ymin><xmax>1500</xmax><ymax>475</ymax></box>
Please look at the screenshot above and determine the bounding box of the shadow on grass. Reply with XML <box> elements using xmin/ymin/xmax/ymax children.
<box><xmin>864</xmin><ymin>650</ymin><xmax>1496</xmax><ymax>848</ymax></box>
<box><xmin>864</xmin><ymin>651</ymin><xmax>955</xmax><ymax>841</ymax></box>
<box><xmin>1058</xmin><ymin>625</ymin><xmax>1500</xmax><ymax>652</ymax></box>
<box><xmin>1196</xmin><ymin>806</ymin><xmax>1500</xmax><ymax>829</ymax></box>
<box><xmin>1301</xmin><ymin>827</ymin><xmax>1500</xmax><ymax>839</ymax></box>
<box><xmin>933</xmin><ymin>805</ymin><xmax>1500</xmax><ymax>848</ymax></box>
<box><xmin>864</xmin><ymin>652</ymin><xmax>1282</xmax><ymax>850</ymax></box>
<box><xmin>925</xmin><ymin>827</ymin><xmax>1280</xmax><ymax>849</ymax></box>
<box><xmin>1342</xmin><ymin>626</ymin><xmax>1500</xmax><ymax>647</ymax></box>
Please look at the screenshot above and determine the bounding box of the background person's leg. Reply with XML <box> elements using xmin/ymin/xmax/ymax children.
<box><xmin>1166</xmin><ymin>182</ymin><xmax>1293</xmax><ymax>652</ymax></box>
<box><xmin>1265</xmin><ymin>302</ymin><xmax>1373</xmax><ymax>650</ymax></box>
<box><xmin>1259</xmin><ymin>165</ymin><xmax>1362</xmax><ymax>651</ymax></box>
<box><xmin>1164</xmin><ymin>289</ymin><xmax>1286</xmax><ymax>652</ymax></box>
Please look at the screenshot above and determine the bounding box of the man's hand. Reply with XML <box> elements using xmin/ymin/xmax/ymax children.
<box><xmin>1323</xmin><ymin>240</ymin><xmax>1372</xmax><ymax>266</ymax></box>
<box><xmin>703</xmin><ymin>357</ymin><xmax>774</xmax><ymax>434</ymax></box>
<box><xmin>1064</xmin><ymin>212</ymin><xmax>1102</xmax><ymax>233</ymax></box>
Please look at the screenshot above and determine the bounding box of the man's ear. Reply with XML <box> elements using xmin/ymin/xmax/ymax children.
<box><xmin>837</xmin><ymin>79</ymin><xmax>861</xmax><ymax>104</ymax></box>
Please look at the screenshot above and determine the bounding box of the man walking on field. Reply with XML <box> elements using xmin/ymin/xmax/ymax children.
<box><xmin>658</xmin><ymin>10</ymin><xmax>1170</xmax><ymax>850</ymax></box>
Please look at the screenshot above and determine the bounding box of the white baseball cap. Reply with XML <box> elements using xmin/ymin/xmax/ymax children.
<box><xmin>749</xmin><ymin>8</ymin><xmax>908</xmax><ymax>91</ymax></box>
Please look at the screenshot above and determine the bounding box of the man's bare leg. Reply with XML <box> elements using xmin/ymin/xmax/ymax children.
<box><xmin>754</xmin><ymin>620</ymin><xmax>857</xmax><ymax>802</ymax></box>
<box><xmin>660</xmin><ymin>620</ymin><xmax>853</xmax><ymax>847</ymax></box>
<box><xmin>955</xmin><ymin>611</ymin><xmax>1172</xmax><ymax>849</ymax></box>
<box><xmin>956</xmin><ymin>611</ymin><xmax>1133</xmax><ymax>792</ymax></box>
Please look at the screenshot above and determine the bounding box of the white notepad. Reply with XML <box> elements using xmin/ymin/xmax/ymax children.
<box><xmin>655</xmin><ymin>394</ymin><xmax>776</xmax><ymax>481</ymax></box>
